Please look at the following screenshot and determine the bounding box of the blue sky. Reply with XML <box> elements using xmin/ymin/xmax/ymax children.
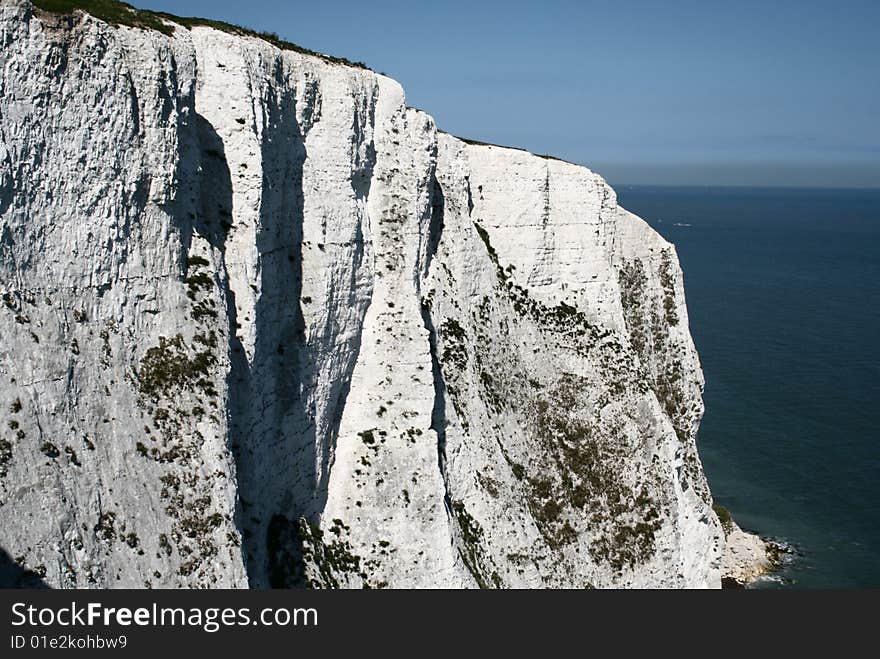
<box><xmin>135</xmin><ymin>0</ymin><xmax>879</xmax><ymax>187</ymax></box>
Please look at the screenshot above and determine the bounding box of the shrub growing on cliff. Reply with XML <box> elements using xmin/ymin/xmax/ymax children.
<box><xmin>135</xmin><ymin>334</ymin><xmax>215</xmax><ymax>400</ymax></box>
<box><xmin>713</xmin><ymin>503</ymin><xmax>735</xmax><ymax>534</ymax></box>
<box><xmin>0</xmin><ymin>438</ymin><xmax>12</xmax><ymax>477</ymax></box>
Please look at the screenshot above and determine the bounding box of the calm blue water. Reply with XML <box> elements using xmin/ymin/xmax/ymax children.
<box><xmin>615</xmin><ymin>186</ymin><xmax>880</xmax><ymax>588</ymax></box>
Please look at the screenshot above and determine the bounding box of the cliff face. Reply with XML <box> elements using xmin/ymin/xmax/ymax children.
<box><xmin>0</xmin><ymin>0</ymin><xmax>724</xmax><ymax>588</ymax></box>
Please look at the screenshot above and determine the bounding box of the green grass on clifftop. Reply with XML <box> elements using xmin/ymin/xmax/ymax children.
<box><xmin>33</xmin><ymin>0</ymin><xmax>169</xmax><ymax>32</ymax></box>
<box><xmin>31</xmin><ymin>0</ymin><xmax>369</xmax><ymax>68</ymax></box>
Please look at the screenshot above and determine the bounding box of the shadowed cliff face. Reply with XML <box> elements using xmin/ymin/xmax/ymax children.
<box><xmin>0</xmin><ymin>547</ymin><xmax>50</xmax><ymax>588</ymax></box>
<box><xmin>226</xmin><ymin>74</ymin><xmax>311</xmax><ymax>588</ymax></box>
<box><xmin>0</xmin><ymin>0</ymin><xmax>724</xmax><ymax>589</ymax></box>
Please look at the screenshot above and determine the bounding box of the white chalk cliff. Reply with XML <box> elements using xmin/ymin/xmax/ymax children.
<box><xmin>0</xmin><ymin>0</ymin><xmax>729</xmax><ymax>588</ymax></box>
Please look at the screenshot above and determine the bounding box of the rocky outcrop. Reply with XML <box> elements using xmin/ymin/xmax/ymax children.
<box><xmin>717</xmin><ymin>510</ymin><xmax>784</xmax><ymax>587</ymax></box>
<box><xmin>720</xmin><ymin>521</ymin><xmax>773</xmax><ymax>586</ymax></box>
<box><xmin>0</xmin><ymin>0</ymin><xmax>726</xmax><ymax>588</ymax></box>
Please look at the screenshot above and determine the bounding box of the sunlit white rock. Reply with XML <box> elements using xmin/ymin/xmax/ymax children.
<box><xmin>0</xmin><ymin>0</ymin><xmax>736</xmax><ymax>588</ymax></box>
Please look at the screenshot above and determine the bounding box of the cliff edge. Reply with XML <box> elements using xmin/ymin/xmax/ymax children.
<box><xmin>0</xmin><ymin>0</ymin><xmax>757</xmax><ymax>588</ymax></box>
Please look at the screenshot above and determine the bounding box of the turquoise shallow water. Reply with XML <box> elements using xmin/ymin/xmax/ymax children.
<box><xmin>616</xmin><ymin>185</ymin><xmax>880</xmax><ymax>588</ymax></box>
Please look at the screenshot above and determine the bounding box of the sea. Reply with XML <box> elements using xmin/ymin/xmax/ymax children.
<box><xmin>615</xmin><ymin>185</ymin><xmax>880</xmax><ymax>588</ymax></box>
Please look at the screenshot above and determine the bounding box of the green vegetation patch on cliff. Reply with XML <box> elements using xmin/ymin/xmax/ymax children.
<box><xmin>0</xmin><ymin>437</ymin><xmax>12</xmax><ymax>478</ymax></box>
<box><xmin>124</xmin><ymin>251</ymin><xmax>231</xmax><ymax>583</ymax></box>
<box><xmin>525</xmin><ymin>375</ymin><xmax>664</xmax><ymax>568</ymax></box>
<box><xmin>451</xmin><ymin>500</ymin><xmax>495</xmax><ymax>588</ymax></box>
<box><xmin>472</xmin><ymin>221</ymin><xmax>608</xmax><ymax>354</ymax></box>
<box><xmin>617</xmin><ymin>255</ymin><xmax>709</xmax><ymax>503</ymax></box>
<box><xmin>135</xmin><ymin>334</ymin><xmax>216</xmax><ymax>401</ymax></box>
<box><xmin>658</xmin><ymin>249</ymin><xmax>679</xmax><ymax>326</ymax></box>
<box><xmin>424</xmin><ymin>223</ymin><xmax>672</xmax><ymax>574</ymax></box>
<box><xmin>713</xmin><ymin>503</ymin><xmax>735</xmax><ymax>535</ymax></box>
<box><xmin>296</xmin><ymin>518</ymin><xmax>364</xmax><ymax>589</ymax></box>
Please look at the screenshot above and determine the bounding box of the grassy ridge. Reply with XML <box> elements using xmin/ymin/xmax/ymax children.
<box><xmin>31</xmin><ymin>0</ymin><xmax>369</xmax><ymax>69</ymax></box>
<box><xmin>443</xmin><ymin>131</ymin><xmax>575</xmax><ymax>165</ymax></box>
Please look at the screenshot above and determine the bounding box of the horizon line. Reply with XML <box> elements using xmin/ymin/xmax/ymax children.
<box><xmin>609</xmin><ymin>182</ymin><xmax>880</xmax><ymax>191</ymax></box>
